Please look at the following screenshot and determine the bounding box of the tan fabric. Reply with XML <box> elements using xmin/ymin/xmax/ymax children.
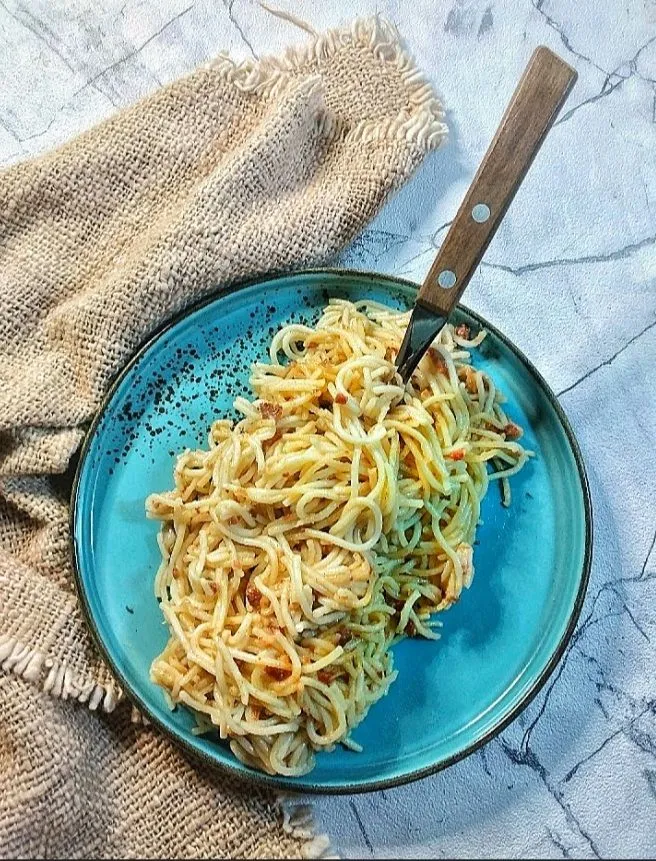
<box><xmin>0</xmin><ymin>16</ymin><xmax>444</xmax><ymax>858</ymax></box>
<box><xmin>0</xmin><ymin>673</ymin><xmax>312</xmax><ymax>859</ymax></box>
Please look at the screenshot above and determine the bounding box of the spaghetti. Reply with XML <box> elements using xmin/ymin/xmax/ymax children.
<box><xmin>147</xmin><ymin>299</ymin><xmax>530</xmax><ymax>775</ymax></box>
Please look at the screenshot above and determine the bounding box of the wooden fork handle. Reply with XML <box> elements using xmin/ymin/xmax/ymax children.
<box><xmin>417</xmin><ymin>46</ymin><xmax>577</xmax><ymax>316</ymax></box>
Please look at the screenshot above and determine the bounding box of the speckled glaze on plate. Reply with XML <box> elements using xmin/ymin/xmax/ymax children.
<box><xmin>71</xmin><ymin>270</ymin><xmax>592</xmax><ymax>793</ymax></box>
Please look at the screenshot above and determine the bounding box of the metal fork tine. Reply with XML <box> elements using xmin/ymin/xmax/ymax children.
<box><xmin>396</xmin><ymin>302</ymin><xmax>447</xmax><ymax>383</ymax></box>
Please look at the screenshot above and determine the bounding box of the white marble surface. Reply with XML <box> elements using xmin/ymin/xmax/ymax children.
<box><xmin>2</xmin><ymin>0</ymin><xmax>654</xmax><ymax>857</ymax></box>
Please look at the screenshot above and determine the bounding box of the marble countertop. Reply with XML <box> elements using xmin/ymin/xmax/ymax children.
<box><xmin>2</xmin><ymin>0</ymin><xmax>654</xmax><ymax>857</ymax></box>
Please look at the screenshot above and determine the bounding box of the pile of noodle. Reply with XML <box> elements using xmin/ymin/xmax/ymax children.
<box><xmin>147</xmin><ymin>300</ymin><xmax>530</xmax><ymax>775</ymax></box>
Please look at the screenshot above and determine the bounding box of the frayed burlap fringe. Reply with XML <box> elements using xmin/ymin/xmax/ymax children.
<box><xmin>205</xmin><ymin>16</ymin><xmax>446</xmax><ymax>149</ymax></box>
<box><xmin>280</xmin><ymin>797</ymin><xmax>337</xmax><ymax>859</ymax></box>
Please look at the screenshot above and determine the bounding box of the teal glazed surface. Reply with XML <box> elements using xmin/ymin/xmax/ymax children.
<box><xmin>72</xmin><ymin>270</ymin><xmax>591</xmax><ymax>793</ymax></box>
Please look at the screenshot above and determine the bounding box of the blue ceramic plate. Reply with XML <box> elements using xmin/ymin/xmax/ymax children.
<box><xmin>72</xmin><ymin>270</ymin><xmax>591</xmax><ymax>793</ymax></box>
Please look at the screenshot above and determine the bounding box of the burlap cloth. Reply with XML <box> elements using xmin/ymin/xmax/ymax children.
<box><xmin>0</xmin><ymin>15</ymin><xmax>445</xmax><ymax>858</ymax></box>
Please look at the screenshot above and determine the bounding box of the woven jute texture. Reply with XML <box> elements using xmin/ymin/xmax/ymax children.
<box><xmin>0</xmin><ymin>16</ymin><xmax>445</xmax><ymax>858</ymax></box>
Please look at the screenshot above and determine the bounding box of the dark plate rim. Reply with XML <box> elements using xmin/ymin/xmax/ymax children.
<box><xmin>70</xmin><ymin>267</ymin><xmax>593</xmax><ymax>795</ymax></box>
